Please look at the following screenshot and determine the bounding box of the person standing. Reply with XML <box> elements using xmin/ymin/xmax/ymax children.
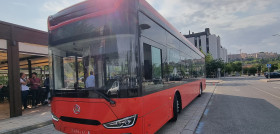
<box><xmin>43</xmin><ymin>74</ymin><xmax>50</xmax><ymax>105</ymax></box>
<box><xmin>20</xmin><ymin>73</ymin><xmax>29</xmax><ymax>110</ymax></box>
<box><xmin>86</xmin><ymin>71</ymin><xmax>95</xmax><ymax>88</ymax></box>
<box><xmin>29</xmin><ymin>72</ymin><xmax>41</xmax><ymax>108</ymax></box>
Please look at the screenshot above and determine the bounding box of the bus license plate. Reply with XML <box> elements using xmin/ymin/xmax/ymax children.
<box><xmin>68</xmin><ymin>128</ymin><xmax>91</xmax><ymax>134</ymax></box>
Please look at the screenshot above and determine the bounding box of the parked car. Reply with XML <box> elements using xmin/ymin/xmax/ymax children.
<box><xmin>265</xmin><ymin>72</ymin><xmax>280</xmax><ymax>78</ymax></box>
<box><xmin>106</xmin><ymin>80</ymin><xmax>119</xmax><ymax>96</ymax></box>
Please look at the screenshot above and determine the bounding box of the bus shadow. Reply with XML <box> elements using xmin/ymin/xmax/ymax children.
<box><xmin>220</xmin><ymin>77</ymin><xmax>265</xmax><ymax>81</ymax></box>
<box><xmin>218</xmin><ymin>82</ymin><xmax>249</xmax><ymax>87</ymax></box>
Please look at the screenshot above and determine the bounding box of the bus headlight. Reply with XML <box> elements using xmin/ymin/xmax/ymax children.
<box><xmin>103</xmin><ymin>115</ymin><xmax>137</xmax><ymax>129</ymax></box>
<box><xmin>51</xmin><ymin>112</ymin><xmax>59</xmax><ymax>122</ymax></box>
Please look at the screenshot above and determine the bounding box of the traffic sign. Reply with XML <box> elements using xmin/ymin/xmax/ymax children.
<box><xmin>267</xmin><ymin>64</ymin><xmax>271</xmax><ymax>68</ymax></box>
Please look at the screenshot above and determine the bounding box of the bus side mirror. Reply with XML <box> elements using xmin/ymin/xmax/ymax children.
<box><xmin>140</xmin><ymin>24</ymin><xmax>151</xmax><ymax>30</ymax></box>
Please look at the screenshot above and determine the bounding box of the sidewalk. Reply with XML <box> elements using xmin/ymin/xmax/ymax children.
<box><xmin>156</xmin><ymin>84</ymin><xmax>216</xmax><ymax>134</ymax></box>
<box><xmin>0</xmin><ymin>106</ymin><xmax>52</xmax><ymax>134</ymax></box>
<box><xmin>206</xmin><ymin>79</ymin><xmax>223</xmax><ymax>84</ymax></box>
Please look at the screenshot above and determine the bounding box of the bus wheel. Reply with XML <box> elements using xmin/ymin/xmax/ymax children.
<box><xmin>198</xmin><ymin>86</ymin><xmax>202</xmax><ymax>97</ymax></box>
<box><xmin>171</xmin><ymin>95</ymin><xmax>179</xmax><ymax>122</ymax></box>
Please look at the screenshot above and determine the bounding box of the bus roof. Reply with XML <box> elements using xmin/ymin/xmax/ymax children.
<box><xmin>48</xmin><ymin>0</ymin><xmax>204</xmax><ymax>58</ymax></box>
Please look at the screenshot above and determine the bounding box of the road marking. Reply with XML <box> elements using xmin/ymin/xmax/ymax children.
<box><xmin>273</xmin><ymin>87</ymin><xmax>280</xmax><ymax>89</ymax></box>
<box><xmin>251</xmin><ymin>86</ymin><xmax>280</xmax><ymax>99</ymax></box>
<box><xmin>203</xmin><ymin>108</ymin><xmax>209</xmax><ymax>116</ymax></box>
<box><xmin>195</xmin><ymin>122</ymin><xmax>204</xmax><ymax>134</ymax></box>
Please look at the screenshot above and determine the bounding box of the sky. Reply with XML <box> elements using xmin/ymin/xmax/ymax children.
<box><xmin>0</xmin><ymin>0</ymin><xmax>280</xmax><ymax>54</ymax></box>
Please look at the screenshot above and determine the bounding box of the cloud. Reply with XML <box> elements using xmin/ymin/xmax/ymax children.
<box><xmin>43</xmin><ymin>0</ymin><xmax>85</xmax><ymax>13</ymax></box>
<box><xmin>147</xmin><ymin>0</ymin><xmax>277</xmax><ymax>31</ymax></box>
<box><xmin>225</xmin><ymin>13</ymin><xmax>279</xmax><ymax>30</ymax></box>
<box><xmin>146</xmin><ymin>0</ymin><xmax>280</xmax><ymax>54</ymax></box>
<box><xmin>35</xmin><ymin>0</ymin><xmax>85</xmax><ymax>31</ymax></box>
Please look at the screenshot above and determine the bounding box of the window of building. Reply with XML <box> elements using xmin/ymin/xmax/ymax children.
<box><xmin>206</xmin><ymin>36</ymin><xmax>209</xmax><ymax>53</ymax></box>
<box><xmin>199</xmin><ymin>37</ymin><xmax>201</xmax><ymax>49</ymax></box>
<box><xmin>194</xmin><ymin>38</ymin><xmax>197</xmax><ymax>48</ymax></box>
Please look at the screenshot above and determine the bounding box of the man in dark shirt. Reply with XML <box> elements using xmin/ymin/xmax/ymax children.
<box><xmin>29</xmin><ymin>72</ymin><xmax>41</xmax><ymax>108</ymax></box>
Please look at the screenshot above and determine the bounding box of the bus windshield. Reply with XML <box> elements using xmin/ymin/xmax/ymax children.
<box><xmin>48</xmin><ymin>0</ymin><xmax>139</xmax><ymax>99</ymax></box>
<box><xmin>49</xmin><ymin>34</ymin><xmax>139</xmax><ymax>98</ymax></box>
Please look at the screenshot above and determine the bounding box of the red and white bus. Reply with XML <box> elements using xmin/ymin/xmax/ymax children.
<box><xmin>48</xmin><ymin>0</ymin><xmax>206</xmax><ymax>133</ymax></box>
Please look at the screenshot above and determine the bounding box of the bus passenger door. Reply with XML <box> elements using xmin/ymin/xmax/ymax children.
<box><xmin>140</xmin><ymin>38</ymin><xmax>171</xmax><ymax>133</ymax></box>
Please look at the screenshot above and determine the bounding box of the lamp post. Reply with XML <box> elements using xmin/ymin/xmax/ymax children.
<box><xmin>240</xmin><ymin>49</ymin><xmax>243</xmax><ymax>76</ymax></box>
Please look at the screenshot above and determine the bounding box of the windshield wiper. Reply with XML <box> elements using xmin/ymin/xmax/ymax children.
<box><xmin>85</xmin><ymin>87</ymin><xmax>116</xmax><ymax>105</ymax></box>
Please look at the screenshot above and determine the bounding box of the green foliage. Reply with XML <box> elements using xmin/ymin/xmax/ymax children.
<box><xmin>243</xmin><ymin>67</ymin><xmax>249</xmax><ymax>75</ymax></box>
<box><xmin>205</xmin><ymin>54</ymin><xmax>224</xmax><ymax>78</ymax></box>
<box><xmin>205</xmin><ymin>53</ymin><xmax>213</xmax><ymax>63</ymax></box>
<box><xmin>225</xmin><ymin>63</ymin><xmax>233</xmax><ymax>73</ymax></box>
<box><xmin>206</xmin><ymin>54</ymin><xmax>280</xmax><ymax>77</ymax></box>
<box><xmin>0</xmin><ymin>76</ymin><xmax>8</xmax><ymax>85</ymax></box>
<box><xmin>268</xmin><ymin>61</ymin><xmax>279</xmax><ymax>72</ymax></box>
<box><xmin>231</xmin><ymin>61</ymin><xmax>242</xmax><ymax>73</ymax></box>
<box><xmin>152</xmin><ymin>63</ymin><xmax>162</xmax><ymax>79</ymax></box>
<box><xmin>248</xmin><ymin>67</ymin><xmax>257</xmax><ymax>75</ymax></box>
<box><xmin>230</xmin><ymin>55</ymin><xmax>280</xmax><ymax>74</ymax></box>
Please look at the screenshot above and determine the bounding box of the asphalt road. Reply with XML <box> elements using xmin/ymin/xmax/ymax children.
<box><xmin>196</xmin><ymin>77</ymin><xmax>280</xmax><ymax>134</ymax></box>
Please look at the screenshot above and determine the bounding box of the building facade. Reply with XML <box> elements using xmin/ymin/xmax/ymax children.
<box><xmin>184</xmin><ymin>28</ymin><xmax>228</xmax><ymax>62</ymax></box>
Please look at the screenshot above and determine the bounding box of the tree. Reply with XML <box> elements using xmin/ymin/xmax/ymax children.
<box><xmin>232</xmin><ymin>61</ymin><xmax>242</xmax><ymax>73</ymax></box>
<box><xmin>248</xmin><ymin>67</ymin><xmax>257</xmax><ymax>76</ymax></box>
<box><xmin>268</xmin><ymin>61</ymin><xmax>279</xmax><ymax>72</ymax></box>
<box><xmin>205</xmin><ymin>53</ymin><xmax>213</xmax><ymax>63</ymax></box>
<box><xmin>243</xmin><ymin>67</ymin><xmax>249</xmax><ymax>75</ymax></box>
<box><xmin>225</xmin><ymin>63</ymin><xmax>233</xmax><ymax>74</ymax></box>
<box><xmin>206</xmin><ymin>57</ymin><xmax>224</xmax><ymax>78</ymax></box>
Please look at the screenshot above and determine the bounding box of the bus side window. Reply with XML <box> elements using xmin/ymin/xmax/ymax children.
<box><xmin>143</xmin><ymin>43</ymin><xmax>163</xmax><ymax>88</ymax></box>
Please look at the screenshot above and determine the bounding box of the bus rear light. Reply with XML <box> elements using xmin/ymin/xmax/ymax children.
<box><xmin>103</xmin><ymin>115</ymin><xmax>137</xmax><ymax>129</ymax></box>
<box><xmin>52</xmin><ymin>112</ymin><xmax>59</xmax><ymax>122</ymax></box>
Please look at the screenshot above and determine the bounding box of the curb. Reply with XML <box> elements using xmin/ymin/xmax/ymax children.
<box><xmin>260</xmin><ymin>79</ymin><xmax>280</xmax><ymax>82</ymax></box>
<box><xmin>267</xmin><ymin>80</ymin><xmax>280</xmax><ymax>82</ymax></box>
<box><xmin>181</xmin><ymin>85</ymin><xmax>217</xmax><ymax>134</ymax></box>
<box><xmin>206</xmin><ymin>81</ymin><xmax>223</xmax><ymax>84</ymax></box>
<box><xmin>192</xmin><ymin>84</ymin><xmax>217</xmax><ymax>134</ymax></box>
<box><xmin>1</xmin><ymin>120</ymin><xmax>52</xmax><ymax>134</ymax></box>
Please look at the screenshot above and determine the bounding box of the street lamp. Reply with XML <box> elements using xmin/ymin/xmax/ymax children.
<box><xmin>240</xmin><ymin>49</ymin><xmax>243</xmax><ymax>76</ymax></box>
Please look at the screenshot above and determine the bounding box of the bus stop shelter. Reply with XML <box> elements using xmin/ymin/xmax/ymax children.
<box><xmin>0</xmin><ymin>21</ymin><xmax>48</xmax><ymax>119</ymax></box>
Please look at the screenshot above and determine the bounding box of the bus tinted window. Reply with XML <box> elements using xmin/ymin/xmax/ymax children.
<box><xmin>143</xmin><ymin>43</ymin><xmax>163</xmax><ymax>93</ymax></box>
<box><xmin>139</xmin><ymin>13</ymin><xmax>166</xmax><ymax>45</ymax></box>
<box><xmin>140</xmin><ymin>11</ymin><xmax>205</xmax><ymax>95</ymax></box>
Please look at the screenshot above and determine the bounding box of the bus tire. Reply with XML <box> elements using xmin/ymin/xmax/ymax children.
<box><xmin>198</xmin><ymin>85</ymin><xmax>202</xmax><ymax>97</ymax></box>
<box><xmin>171</xmin><ymin>94</ymin><xmax>179</xmax><ymax>122</ymax></box>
